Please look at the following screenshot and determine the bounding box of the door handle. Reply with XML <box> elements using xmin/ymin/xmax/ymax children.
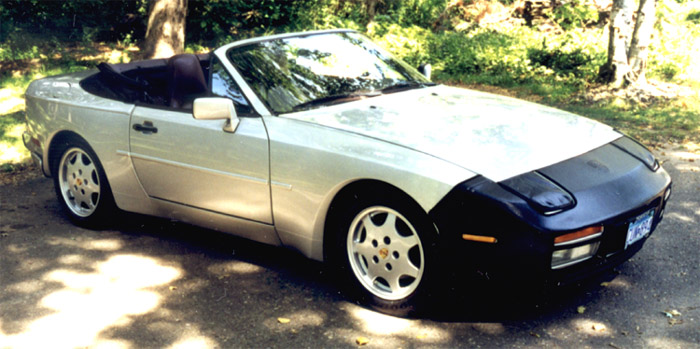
<box><xmin>133</xmin><ymin>121</ymin><xmax>158</xmax><ymax>134</ymax></box>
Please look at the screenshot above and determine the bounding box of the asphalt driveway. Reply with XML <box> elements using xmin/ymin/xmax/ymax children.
<box><xmin>1</xmin><ymin>145</ymin><xmax>698</xmax><ymax>348</ymax></box>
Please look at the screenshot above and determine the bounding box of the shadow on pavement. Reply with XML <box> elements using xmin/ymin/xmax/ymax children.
<box><xmin>2</xmin><ymin>169</ymin><xmax>699</xmax><ymax>348</ymax></box>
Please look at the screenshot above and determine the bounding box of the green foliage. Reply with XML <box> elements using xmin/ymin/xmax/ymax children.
<box><xmin>527</xmin><ymin>33</ymin><xmax>606</xmax><ymax>79</ymax></box>
<box><xmin>186</xmin><ymin>0</ymin><xmax>325</xmax><ymax>45</ymax></box>
<box><xmin>551</xmin><ymin>2</ymin><xmax>599</xmax><ymax>30</ymax></box>
<box><xmin>0</xmin><ymin>111</ymin><xmax>24</xmax><ymax>143</ymax></box>
<box><xmin>430</xmin><ymin>29</ymin><xmax>521</xmax><ymax>76</ymax></box>
<box><xmin>375</xmin><ymin>0</ymin><xmax>448</xmax><ymax>27</ymax></box>
<box><xmin>324</xmin><ymin>0</ymin><xmax>444</xmax><ymax>27</ymax></box>
<box><xmin>651</xmin><ymin>56</ymin><xmax>681</xmax><ymax>81</ymax></box>
<box><xmin>687</xmin><ymin>10</ymin><xmax>700</xmax><ymax>22</ymax></box>
<box><xmin>0</xmin><ymin>110</ymin><xmax>30</xmax><ymax>165</ymax></box>
<box><xmin>647</xmin><ymin>0</ymin><xmax>700</xmax><ymax>83</ymax></box>
<box><xmin>0</xmin><ymin>0</ymin><xmax>147</xmax><ymax>43</ymax></box>
<box><xmin>0</xmin><ymin>38</ymin><xmax>40</xmax><ymax>62</ymax></box>
<box><xmin>417</xmin><ymin>25</ymin><xmax>606</xmax><ymax>102</ymax></box>
<box><xmin>366</xmin><ymin>23</ymin><xmax>432</xmax><ymax>66</ymax></box>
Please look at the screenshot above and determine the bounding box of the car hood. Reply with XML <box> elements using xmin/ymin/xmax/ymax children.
<box><xmin>282</xmin><ymin>85</ymin><xmax>621</xmax><ymax>182</ymax></box>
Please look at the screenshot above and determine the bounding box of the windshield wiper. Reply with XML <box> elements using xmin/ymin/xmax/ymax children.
<box><xmin>379</xmin><ymin>81</ymin><xmax>436</xmax><ymax>94</ymax></box>
<box><xmin>290</xmin><ymin>82</ymin><xmax>436</xmax><ymax>112</ymax></box>
<box><xmin>291</xmin><ymin>91</ymin><xmax>381</xmax><ymax>112</ymax></box>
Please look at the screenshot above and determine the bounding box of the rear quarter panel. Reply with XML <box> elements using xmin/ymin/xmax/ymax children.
<box><xmin>25</xmin><ymin>74</ymin><xmax>154</xmax><ymax>215</ymax></box>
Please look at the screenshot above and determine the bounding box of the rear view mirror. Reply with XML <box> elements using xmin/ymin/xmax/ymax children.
<box><xmin>418</xmin><ymin>63</ymin><xmax>432</xmax><ymax>80</ymax></box>
<box><xmin>193</xmin><ymin>97</ymin><xmax>239</xmax><ymax>133</ymax></box>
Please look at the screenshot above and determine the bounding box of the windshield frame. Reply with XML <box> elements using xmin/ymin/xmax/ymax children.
<box><xmin>223</xmin><ymin>30</ymin><xmax>430</xmax><ymax>115</ymax></box>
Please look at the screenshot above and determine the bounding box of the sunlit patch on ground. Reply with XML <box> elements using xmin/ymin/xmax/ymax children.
<box><xmin>603</xmin><ymin>277</ymin><xmax>631</xmax><ymax>290</ymax></box>
<box><xmin>265</xmin><ymin>309</ymin><xmax>326</xmax><ymax>330</ymax></box>
<box><xmin>0</xmin><ymin>254</ymin><xmax>182</xmax><ymax>348</ymax></box>
<box><xmin>207</xmin><ymin>260</ymin><xmax>264</xmax><ymax>275</ymax></box>
<box><xmin>168</xmin><ymin>335</ymin><xmax>218</xmax><ymax>349</ymax></box>
<box><xmin>78</xmin><ymin>45</ymin><xmax>137</xmax><ymax>64</ymax></box>
<box><xmin>470</xmin><ymin>322</ymin><xmax>507</xmax><ymax>335</ymax></box>
<box><xmin>0</xmin><ymin>89</ymin><xmax>24</xmax><ymax>113</ymax></box>
<box><xmin>667</xmin><ymin>211</ymin><xmax>697</xmax><ymax>223</ymax></box>
<box><xmin>569</xmin><ymin>319</ymin><xmax>611</xmax><ymax>337</ymax></box>
<box><xmin>345</xmin><ymin>305</ymin><xmax>450</xmax><ymax>344</ymax></box>
<box><xmin>48</xmin><ymin>237</ymin><xmax>124</xmax><ymax>251</ymax></box>
<box><xmin>0</xmin><ymin>138</ymin><xmax>28</xmax><ymax>163</ymax></box>
<box><xmin>645</xmin><ymin>337</ymin><xmax>694</xmax><ymax>348</ymax></box>
<box><xmin>665</xmin><ymin>149</ymin><xmax>700</xmax><ymax>173</ymax></box>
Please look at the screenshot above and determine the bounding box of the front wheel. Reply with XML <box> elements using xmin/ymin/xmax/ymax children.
<box><xmin>52</xmin><ymin>138</ymin><xmax>116</xmax><ymax>227</ymax></box>
<box><xmin>333</xmin><ymin>194</ymin><xmax>438</xmax><ymax>316</ymax></box>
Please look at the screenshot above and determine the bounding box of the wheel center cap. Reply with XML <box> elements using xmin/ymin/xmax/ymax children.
<box><xmin>76</xmin><ymin>178</ymin><xmax>82</xmax><ymax>186</ymax></box>
<box><xmin>378</xmin><ymin>248</ymin><xmax>389</xmax><ymax>259</ymax></box>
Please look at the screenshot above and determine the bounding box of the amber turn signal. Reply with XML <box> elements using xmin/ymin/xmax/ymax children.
<box><xmin>462</xmin><ymin>234</ymin><xmax>498</xmax><ymax>243</ymax></box>
<box><xmin>554</xmin><ymin>225</ymin><xmax>604</xmax><ymax>246</ymax></box>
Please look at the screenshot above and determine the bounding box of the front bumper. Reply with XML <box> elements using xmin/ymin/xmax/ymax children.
<box><xmin>430</xmin><ymin>143</ymin><xmax>672</xmax><ymax>286</ymax></box>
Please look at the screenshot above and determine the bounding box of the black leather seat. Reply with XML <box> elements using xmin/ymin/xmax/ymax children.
<box><xmin>167</xmin><ymin>54</ymin><xmax>208</xmax><ymax>109</ymax></box>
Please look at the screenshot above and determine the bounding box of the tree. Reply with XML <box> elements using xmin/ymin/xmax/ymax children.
<box><xmin>628</xmin><ymin>0</ymin><xmax>656</xmax><ymax>82</ymax></box>
<box><xmin>600</xmin><ymin>0</ymin><xmax>656</xmax><ymax>87</ymax></box>
<box><xmin>142</xmin><ymin>0</ymin><xmax>188</xmax><ymax>59</ymax></box>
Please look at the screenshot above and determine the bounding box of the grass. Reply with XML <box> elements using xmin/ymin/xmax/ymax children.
<box><xmin>559</xmin><ymin>97</ymin><xmax>700</xmax><ymax>147</ymax></box>
<box><xmin>0</xmin><ymin>83</ymin><xmax>30</xmax><ymax>166</ymax></box>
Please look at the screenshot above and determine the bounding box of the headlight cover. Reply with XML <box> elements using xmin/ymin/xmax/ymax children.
<box><xmin>500</xmin><ymin>172</ymin><xmax>575</xmax><ymax>215</ymax></box>
<box><xmin>612</xmin><ymin>136</ymin><xmax>659</xmax><ymax>171</ymax></box>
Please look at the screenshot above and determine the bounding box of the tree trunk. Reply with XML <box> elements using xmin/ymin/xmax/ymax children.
<box><xmin>628</xmin><ymin>0</ymin><xmax>656</xmax><ymax>83</ymax></box>
<box><xmin>141</xmin><ymin>0</ymin><xmax>187</xmax><ymax>59</ymax></box>
<box><xmin>601</xmin><ymin>0</ymin><xmax>635</xmax><ymax>87</ymax></box>
<box><xmin>366</xmin><ymin>0</ymin><xmax>378</xmax><ymax>22</ymax></box>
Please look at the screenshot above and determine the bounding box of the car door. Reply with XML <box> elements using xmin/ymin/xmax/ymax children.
<box><xmin>128</xmin><ymin>58</ymin><xmax>271</xmax><ymax>224</ymax></box>
<box><xmin>129</xmin><ymin>108</ymin><xmax>271</xmax><ymax>224</ymax></box>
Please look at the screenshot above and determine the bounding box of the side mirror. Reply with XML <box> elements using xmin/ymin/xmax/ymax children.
<box><xmin>193</xmin><ymin>97</ymin><xmax>239</xmax><ymax>133</ymax></box>
<box><xmin>418</xmin><ymin>63</ymin><xmax>432</xmax><ymax>80</ymax></box>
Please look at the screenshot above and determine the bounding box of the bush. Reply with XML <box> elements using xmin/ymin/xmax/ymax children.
<box><xmin>0</xmin><ymin>0</ymin><xmax>146</xmax><ymax>43</ymax></box>
<box><xmin>367</xmin><ymin>23</ymin><xmax>432</xmax><ymax>66</ymax></box>
<box><xmin>552</xmin><ymin>2</ymin><xmax>599</xmax><ymax>30</ymax></box>
<box><xmin>186</xmin><ymin>0</ymin><xmax>333</xmax><ymax>45</ymax></box>
<box><xmin>0</xmin><ymin>33</ymin><xmax>41</xmax><ymax>61</ymax></box>
<box><xmin>429</xmin><ymin>28</ymin><xmax>527</xmax><ymax>77</ymax></box>
<box><xmin>527</xmin><ymin>32</ymin><xmax>605</xmax><ymax>79</ymax></box>
<box><xmin>687</xmin><ymin>10</ymin><xmax>700</xmax><ymax>23</ymax></box>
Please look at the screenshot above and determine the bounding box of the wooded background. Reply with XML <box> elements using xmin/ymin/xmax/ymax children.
<box><xmin>1</xmin><ymin>0</ymin><xmax>699</xmax><ymax>164</ymax></box>
<box><xmin>2</xmin><ymin>0</ymin><xmax>698</xmax><ymax>87</ymax></box>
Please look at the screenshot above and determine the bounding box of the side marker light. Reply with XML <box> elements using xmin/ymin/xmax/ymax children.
<box><xmin>462</xmin><ymin>234</ymin><xmax>498</xmax><ymax>243</ymax></box>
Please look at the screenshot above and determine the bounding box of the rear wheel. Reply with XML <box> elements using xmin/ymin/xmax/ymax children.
<box><xmin>52</xmin><ymin>138</ymin><xmax>115</xmax><ymax>227</ymax></box>
<box><xmin>333</xmin><ymin>192</ymin><xmax>437</xmax><ymax>316</ymax></box>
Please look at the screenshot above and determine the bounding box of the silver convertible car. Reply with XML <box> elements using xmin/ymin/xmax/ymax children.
<box><xmin>24</xmin><ymin>29</ymin><xmax>671</xmax><ymax>315</ymax></box>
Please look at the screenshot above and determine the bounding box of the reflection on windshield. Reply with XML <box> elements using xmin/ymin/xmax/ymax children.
<box><xmin>227</xmin><ymin>32</ymin><xmax>429</xmax><ymax>114</ymax></box>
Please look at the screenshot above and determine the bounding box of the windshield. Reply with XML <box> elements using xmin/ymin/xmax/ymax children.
<box><xmin>227</xmin><ymin>31</ymin><xmax>430</xmax><ymax>114</ymax></box>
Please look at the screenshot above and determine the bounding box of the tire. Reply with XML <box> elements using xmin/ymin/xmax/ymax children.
<box><xmin>52</xmin><ymin>137</ymin><xmax>116</xmax><ymax>228</ymax></box>
<box><xmin>332</xmin><ymin>191</ymin><xmax>438</xmax><ymax>316</ymax></box>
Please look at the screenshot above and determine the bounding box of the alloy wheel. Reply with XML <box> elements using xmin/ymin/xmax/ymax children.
<box><xmin>346</xmin><ymin>206</ymin><xmax>425</xmax><ymax>300</ymax></box>
<box><xmin>57</xmin><ymin>147</ymin><xmax>101</xmax><ymax>218</ymax></box>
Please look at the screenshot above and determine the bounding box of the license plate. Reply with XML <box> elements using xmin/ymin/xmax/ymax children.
<box><xmin>625</xmin><ymin>209</ymin><xmax>654</xmax><ymax>249</ymax></box>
